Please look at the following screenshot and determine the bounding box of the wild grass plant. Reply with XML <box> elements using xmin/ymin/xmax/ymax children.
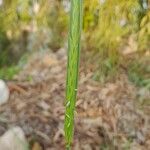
<box><xmin>64</xmin><ymin>0</ymin><xmax>83</xmax><ymax>149</ymax></box>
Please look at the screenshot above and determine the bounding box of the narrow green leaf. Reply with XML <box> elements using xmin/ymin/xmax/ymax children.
<box><xmin>64</xmin><ymin>0</ymin><xmax>83</xmax><ymax>149</ymax></box>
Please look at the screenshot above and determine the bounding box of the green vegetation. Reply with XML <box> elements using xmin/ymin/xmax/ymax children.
<box><xmin>83</xmin><ymin>0</ymin><xmax>149</xmax><ymax>82</ymax></box>
<box><xmin>64</xmin><ymin>0</ymin><xmax>83</xmax><ymax>149</ymax></box>
<box><xmin>128</xmin><ymin>58</ymin><xmax>150</xmax><ymax>89</ymax></box>
<box><xmin>0</xmin><ymin>0</ymin><xmax>67</xmax><ymax>79</ymax></box>
<box><xmin>0</xmin><ymin>66</ymin><xmax>20</xmax><ymax>80</ymax></box>
<box><xmin>0</xmin><ymin>0</ymin><xmax>149</xmax><ymax>149</ymax></box>
<box><xmin>0</xmin><ymin>0</ymin><xmax>149</xmax><ymax>85</ymax></box>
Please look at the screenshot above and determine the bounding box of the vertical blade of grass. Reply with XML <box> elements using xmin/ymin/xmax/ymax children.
<box><xmin>64</xmin><ymin>0</ymin><xmax>83</xmax><ymax>149</ymax></box>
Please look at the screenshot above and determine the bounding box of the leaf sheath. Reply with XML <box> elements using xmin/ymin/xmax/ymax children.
<box><xmin>64</xmin><ymin>0</ymin><xmax>83</xmax><ymax>149</ymax></box>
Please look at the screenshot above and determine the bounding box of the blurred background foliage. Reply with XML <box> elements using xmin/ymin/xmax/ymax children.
<box><xmin>0</xmin><ymin>0</ymin><xmax>149</xmax><ymax>88</ymax></box>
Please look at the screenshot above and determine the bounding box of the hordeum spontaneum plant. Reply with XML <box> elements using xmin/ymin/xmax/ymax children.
<box><xmin>64</xmin><ymin>0</ymin><xmax>83</xmax><ymax>149</ymax></box>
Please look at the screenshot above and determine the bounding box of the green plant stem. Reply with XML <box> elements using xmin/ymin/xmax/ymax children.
<box><xmin>66</xmin><ymin>144</ymin><xmax>71</xmax><ymax>150</ymax></box>
<box><xmin>64</xmin><ymin>0</ymin><xmax>83</xmax><ymax>149</ymax></box>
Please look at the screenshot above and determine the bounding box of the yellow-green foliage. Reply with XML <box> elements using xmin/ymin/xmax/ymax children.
<box><xmin>83</xmin><ymin>0</ymin><xmax>99</xmax><ymax>31</ymax></box>
<box><xmin>84</xmin><ymin>0</ymin><xmax>141</xmax><ymax>50</ymax></box>
<box><xmin>0</xmin><ymin>0</ymin><xmax>149</xmax><ymax>83</ymax></box>
<box><xmin>0</xmin><ymin>0</ymin><xmax>68</xmax><ymax>66</ymax></box>
<box><xmin>138</xmin><ymin>10</ymin><xmax>150</xmax><ymax>51</ymax></box>
<box><xmin>83</xmin><ymin>0</ymin><xmax>149</xmax><ymax>81</ymax></box>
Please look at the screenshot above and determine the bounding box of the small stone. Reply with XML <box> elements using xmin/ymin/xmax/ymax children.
<box><xmin>0</xmin><ymin>127</ymin><xmax>29</xmax><ymax>150</ymax></box>
<box><xmin>0</xmin><ymin>80</ymin><xmax>9</xmax><ymax>105</ymax></box>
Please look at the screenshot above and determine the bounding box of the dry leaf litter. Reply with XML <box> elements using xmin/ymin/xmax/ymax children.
<box><xmin>0</xmin><ymin>49</ymin><xmax>149</xmax><ymax>150</ymax></box>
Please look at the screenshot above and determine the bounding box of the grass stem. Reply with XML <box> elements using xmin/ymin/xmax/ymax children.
<box><xmin>64</xmin><ymin>0</ymin><xmax>83</xmax><ymax>149</ymax></box>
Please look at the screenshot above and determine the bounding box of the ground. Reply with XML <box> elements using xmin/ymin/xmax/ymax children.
<box><xmin>0</xmin><ymin>49</ymin><xmax>150</xmax><ymax>150</ymax></box>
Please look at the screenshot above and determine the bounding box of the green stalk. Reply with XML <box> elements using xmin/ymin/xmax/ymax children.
<box><xmin>64</xmin><ymin>0</ymin><xmax>83</xmax><ymax>149</ymax></box>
